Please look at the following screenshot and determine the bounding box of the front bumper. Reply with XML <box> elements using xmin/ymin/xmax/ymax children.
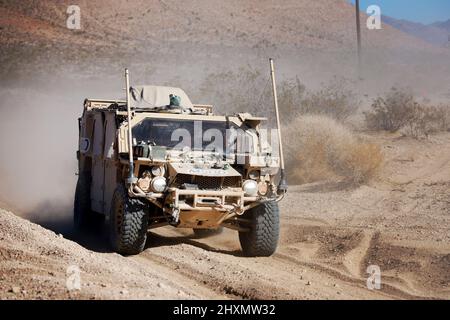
<box><xmin>166</xmin><ymin>188</ymin><xmax>259</xmax><ymax>228</ymax></box>
<box><xmin>169</xmin><ymin>187</ymin><xmax>257</xmax><ymax>212</ymax></box>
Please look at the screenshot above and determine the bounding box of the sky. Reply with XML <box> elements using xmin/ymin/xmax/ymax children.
<box><xmin>349</xmin><ymin>0</ymin><xmax>450</xmax><ymax>24</ymax></box>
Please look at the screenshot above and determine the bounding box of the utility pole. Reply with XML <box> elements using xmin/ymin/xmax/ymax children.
<box><xmin>355</xmin><ymin>0</ymin><xmax>362</xmax><ymax>79</ymax></box>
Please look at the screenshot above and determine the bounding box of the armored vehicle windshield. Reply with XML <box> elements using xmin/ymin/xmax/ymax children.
<box><xmin>132</xmin><ymin>118</ymin><xmax>254</xmax><ymax>153</ymax></box>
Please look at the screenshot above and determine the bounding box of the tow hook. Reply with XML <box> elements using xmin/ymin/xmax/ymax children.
<box><xmin>171</xmin><ymin>207</ymin><xmax>180</xmax><ymax>224</ymax></box>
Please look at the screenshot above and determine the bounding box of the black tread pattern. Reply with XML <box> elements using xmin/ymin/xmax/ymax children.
<box><xmin>239</xmin><ymin>201</ymin><xmax>280</xmax><ymax>257</ymax></box>
<box><xmin>110</xmin><ymin>185</ymin><xmax>149</xmax><ymax>255</ymax></box>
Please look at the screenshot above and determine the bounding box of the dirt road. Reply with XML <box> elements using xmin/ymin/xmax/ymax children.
<box><xmin>1</xmin><ymin>133</ymin><xmax>449</xmax><ymax>300</ymax></box>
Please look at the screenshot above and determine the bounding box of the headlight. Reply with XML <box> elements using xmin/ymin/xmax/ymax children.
<box><xmin>243</xmin><ymin>180</ymin><xmax>258</xmax><ymax>196</ymax></box>
<box><xmin>151</xmin><ymin>165</ymin><xmax>165</xmax><ymax>176</ymax></box>
<box><xmin>258</xmin><ymin>182</ymin><xmax>268</xmax><ymax>196</ymax></box>
<box><xmin>137</xmin><ymin>176</ymin><xmax>151</xmax><ymax>192</ymax></box>
<box><xmin>150</xmin><ymin>176</ymin><xmax>166</xmax><ymax>192</ymax></box>
<box><xmin>248</xmin><ymin>170</ymin><xmax>260</xmax><ymax>180</ymax></box>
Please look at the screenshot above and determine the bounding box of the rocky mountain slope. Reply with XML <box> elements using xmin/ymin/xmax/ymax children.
<box><xmin>384</xmin><ymin>16</ymin><xmax>450</xmax><ymax>47</ymax></box>
<box><xmin>2</xmin><ymin>0</ymin><xmax>449</xmax><ymax>99</ymax></box>
<box><xmin>0</xmin><ymin>0</ymin><xmax>435</xmax><ymax>51</ymax></box>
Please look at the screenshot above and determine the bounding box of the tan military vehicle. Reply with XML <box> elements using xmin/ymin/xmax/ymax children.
<box><xmin>74</xmin><ymin>62</ymin><xmax>287</xmax><ymax>256</ymax></box>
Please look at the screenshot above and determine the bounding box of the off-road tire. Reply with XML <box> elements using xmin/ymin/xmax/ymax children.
<box><xmin>238</xmin><ymin>201</ymin><xmax>280</xmax><ymax>257</ymax></box>
<box><xmin>109</xmin><ymin>185</ymin><xmax>149</xmax><ymax>255</ymax></box>
<box><xmin>193</xmin><ymin>227</ymin><xmax>224</xmax><ymax>238</ymax></box>
<box><xmin>73</xmin><ymin>173</ymin><xmax>92</xmax><ymax>230</ymax></box>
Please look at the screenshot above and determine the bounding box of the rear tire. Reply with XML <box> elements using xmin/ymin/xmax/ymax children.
<box><xmin>109</xmin><ymin>185</ymin><xmax>149</xmax><ymax>255</ymax></box>
<box><xmin>238</xmin><ymin>201</ymin><xmax>280</xmax><ymax>257</ymax></box>
<box><xmin>193</xmin><ymin>227</ymin><xmax>223</xmax><ymax>238</ymax></box>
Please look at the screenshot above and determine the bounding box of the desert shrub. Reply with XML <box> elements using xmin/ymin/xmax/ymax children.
<box><xmin>432</xmin><ymin>104</ymin><xmax>450</xmax><ymax>132</ymax></box>
<box><xmin>197</xmin><ymin>68</ymin><xmax>358</xmax><ymax>124</ymax></box>
<box><xmin>284</xmin><ymin>115</ymin><xmax>382</xmax><ymax>184</ymax></box>
<box><xmin>277</xmin><ymin>77</ymin><xmax>306</xmax><ymax>116</ymax></box>
<box><xmin>365</xmin><ymin>87</ymin><xmax>417</xmax><ymax>132</ymax></box>
<box><xmin>298</xmin><ymin>78</ymin><xmax>359</xmax><ymax>122</ymax></box>
<box><xmin>197</xmin><ymin>66</ymin><xmax>304</xmax><ymax>121</ymax></box>
<box><xmin>402</xmin><ymin>104</ymin><xmax>441</xmax><ymax>138</ymax></box>
<box><xmin>365</xmin><ymin>87</ymin><xmax>450</xmax><ymax>138</ymax></box>
<box><xmin>277</xmin><ymin>77</ymin><xmax>359</xmax><ymax>122</ymax></box>
<box><xmin>197</xmin><ymin>65</ymin><xmax>271</xmax><ymax>116</ymax></box>
<box><xmin>335</xmin><ymin>142</ymin><xmax>383</xmax><ymax>184</ymax></box>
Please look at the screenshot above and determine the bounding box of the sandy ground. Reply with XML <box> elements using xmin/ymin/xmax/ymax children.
<box><xmin>1</xmin><ymin>132</ymin><xmax>449</xmax><ymax>300</ymax></box>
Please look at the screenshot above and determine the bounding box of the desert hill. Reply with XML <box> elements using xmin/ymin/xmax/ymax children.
<box><xmin>0</xmin><ymin>0</ymin><xmax>437</xmax><ymax>51</ymax></box>
<box><xmin>2</xmin><ymin>0</ymin><xmax>449</xmax><ymax>98</ymax></box>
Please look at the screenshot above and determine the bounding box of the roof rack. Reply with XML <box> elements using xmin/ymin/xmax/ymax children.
<box><xmin>84</xmin><ymin>99</ymin><xmax>126</xmax><ymax>110</ymax></box>
<box><xmin>192</xmin><ymin>105</ymin><xmax>213</xmax><ymax>115</ymax></box>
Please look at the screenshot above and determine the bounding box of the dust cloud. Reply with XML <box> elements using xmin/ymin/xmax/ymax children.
<box><xmin>0</xmin><ymin>74</ymin><xmax>121</xmax><ymax>230</ymax></box>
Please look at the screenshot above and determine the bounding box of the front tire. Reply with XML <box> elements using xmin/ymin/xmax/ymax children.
<box><xmin>238</xmin><ymin>201</ymin><xmax>280</xmax><ymax>257</ymax></box>
<box><xmin>109</xmin><ymin>185</ymin><xmax>149</xmax><ymax>255</ymax></box>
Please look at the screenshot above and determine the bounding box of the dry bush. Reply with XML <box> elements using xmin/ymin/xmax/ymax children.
<box><xmin>298</xmin><ymin>78</ymin><xmax>359</xmax><ymax>122</ymax></box>
<box><xmin>277</xmin><ymin>77</ymin><xmax>359</xmax><ymax>122</ymax></box>
<box><xmin>402</xmin><ymin>105</ymin><xmax>440</xmax><ymax>138</ymax></box>
<box><xmin>336</xmin><ymin>142</ymin><xmax>383</xmax><ymax>184</ymax></box>
<box><xmin>197</xmin><ymin>66</ymin><xmax>306</xmax><ymax>122</ymax></box>
<box><xmin>431</xmin><ymin>104</ymin><xmax>450</xmax><ymax>132</ymax></box>
<box><xmin>285</xmin><ymin>115</ymin><xmax>382</xmax><ymax>184</ymax></box>
<box><xmin>277</xmin><ymin>77</ymin><xmax>306</xmax><ymax>116</ymax></box>
<box><xmin>197</xmin><ymin>66</ymin><xmax>271</xmax><ymax>116</ymax></box>
<box><xmin>400</xmin><ymin>103</ymin><xmax>450</xmax><ymax>138</ymax></box>
<box><xmin>364</xmin><ymin>87</ymin><xmax>417</xmax><ymax>132</ymax></box>
<box><xmin>365</xmin><ymin>87</ymin><xmax>450</xmax><ymax>138</ymax></box>
<box><xmin>198</xmin><ymin>67</ymin><xmax>358</xmax><ymax>124</ymax></box>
